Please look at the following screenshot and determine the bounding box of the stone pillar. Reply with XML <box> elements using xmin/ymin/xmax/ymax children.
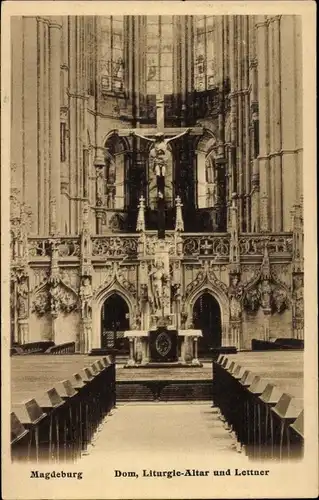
<box><xmin>229</xmin><ymin>16</ymin><xmax>237</xmax><ymax>213</ymax></box>
<box><xmin>49</xmin><ymin>17</ymin><xmax>62</xmax><ymax>234</ymax></box>
<box><xmin>280</xmin><ymin>16</ymin><xmax>300</xmax><ymax>230</ymax></box>
<box><xmin>96</xmin><ymin>209</ymin><xmax>104</xmax><ymax>234</ymax></box>
<box><xmin>263</xmin><ymin>311</ymin><xmax>271</xmax><ymax>341</ymax></box>
<box><xmin>82</xmin><ymin>319</ymin><xmax>92</xmax><ymax>353</ymax></box>
<box><xmin>243</xmin><ymin>16</ymin><xmax>251</xmax><ymax>232</ymax></box>
<box><xmin>51</xmin><ymin>313</ymin><xmax>58</xmax><ymax>343</ymax></box>
<box><xmin>18</xmin><ymin>319</ymin><xmax>29</xmax><ymax>344</ymax></box>
<box><xmin>237</xmin><ymin>17</ymin><xmax>244</xmax><ymax>232</ymax></box>
<box><xmin>11</xmin><ymin>18</ymin><xmax>24</xmax><ymax>198</ymax></box>
<box><xmin>60</xmin><ymin>17</ymin><xmax>70</xmax><ymax>234</ymax></box>
<box><xmin>192</xmin><ymin>337</ymin><xmax>200</xmax><ymax>366</ymax></box>
<box><xmin>256</xmin><ymin>16</ymin><xmax>270</xmax><ymax>232</ymax></box>
<box><xmin>127</xmin><ymin>337</ymin><xmax>135</xmax><ymax>366</ymax></box>
<box><xmin>272</xmin><ymin>17</ymin><xmax>283</xmax><ymax>231</ymax></box>
<box><xmin>23</xmin><ymin>17</ymin><xmax>39</xmax><ymax>233</ymax></box>
<box><xmin>37</xmin><ymin>18</ymin><xmax>48</xmax><ymax>235</ymax></box>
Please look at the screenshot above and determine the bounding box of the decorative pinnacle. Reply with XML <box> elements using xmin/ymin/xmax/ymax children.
<box><xmin>175</xmin><ymin>196</ymin><xmax>184</xmax><ymax>232</ymax></box>
<box><xmin>136</xmin><ymin>195</ymin><xmax>146</xmax><ymax>232</ymax></box>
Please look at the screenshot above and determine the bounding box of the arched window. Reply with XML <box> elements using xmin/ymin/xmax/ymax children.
<box><xmin>102</xmin><ymin>135</ymin><xmax>127</xmax><ymax>210</ymax></box>
<box><xmin>194</xmin><ymin>16</ymin><xmax>216</xmax><ymax>92</ymax></box>
<box><xmin>146</xmin><ymin>16</ymin><xmax>173</xmax><ymax>95</ymax></box>
<box><xmin>98</xmin><ymin>16</ymin><xmax>125</xmax><ymax>94</ymax></box>
<box><xmin>196</xmin><ymin>133</ymin><xmax>217</xmax><ymax>209</ymax></box>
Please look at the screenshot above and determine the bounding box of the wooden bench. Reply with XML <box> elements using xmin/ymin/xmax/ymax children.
<box><xmin>212</xmin><ymin>351</ymin><xmax>303</xmax><ymax>461</ymax></box>
<box><xmin>11</xmin><ymin>355</ymin><xmax>116</xmax><ymax>462</ymax></box>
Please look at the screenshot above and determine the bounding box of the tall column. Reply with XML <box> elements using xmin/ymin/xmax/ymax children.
<box><xmin>272</xmin><ymin>16</ymin><xmax>283</xmax><ymax>231</ymax></box>
<box><xmin>268</xmin><ymin>17</ymin><xmax>275</xmax><ymax>231</ymax></box>
<box><xmin>60</xmin><ymin>16</ymin><xmax>70</xmax><ymax>234</ymax></box>
<box><xmin>49</xmin><ymin>17</ymin><xmax>62</xmax><ymax>235</ymax></box>
<box><xmin>43</xmin><ymin>20</ymin><xmax>50</xmax><ymax>234</ymax></box>
<box><xmin>280</xmin><ymin>15</ymin><xmax>298</xmax><ymax>230</ymax></box>
<box><xmin>244</xmin><ymin>16</ymin><xmax>251</xmax><ymax>232</ymax></box>
<box><xmin>37</xmin><ymin>18</ymin><xmax>46</xmax><ymax>235</ymax></box>
<box><xmin>229</xmin><ymin>16</ymin><xmax>237</xmax><ymax>206</ymax></box>
<box><xmin>11</xmin><ymin>17</ymin><xmax>24</xmax><ymax>200</ymax></box>
<box><xmin>295</xmin><ymin>16</ymin><xmax>303</xmax><ymax>206</ymax></box>
<box><xmin>23</xmin><ymin>17</ymin><xmax>39</xmax><ymax>233</ymax></box>
<box><xmin>249</xmin><ymin>17</ymin><xmax>260</xmax><ymax>232</ymax></box>
<box><xmin>256</xmin><ymin>16</ymin><xmax>270</xmax><ymax>232</ymax></box>
<box><xmin>180</xmin><ymin>17</ymin><xmax>187</xmax><ymax>127</ymax></box>
<box><xmin>237</xmin><ymin>17</ymin><xmax>244</xmax><ymax>231</ymax></box>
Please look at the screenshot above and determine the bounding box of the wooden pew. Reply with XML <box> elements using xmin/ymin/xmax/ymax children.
<box><xmin>11</xmin><ymin>355</ymin><xmax>116</xmax><ymax>462</ymax></box>
<box><xmin>212</xmin><ymin>351</ymin><xmax>303</xmax><ymax>460</ymax></box>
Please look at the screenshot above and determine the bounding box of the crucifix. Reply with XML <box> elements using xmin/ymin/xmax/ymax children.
<box><xmin>118</xmin><ymin>95</ymin><xmax>203</xmax><ymax>239</ymax></box>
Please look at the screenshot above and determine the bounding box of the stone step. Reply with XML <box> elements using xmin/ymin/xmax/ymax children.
<box><xmin>116</xmin><ymin>381</ymin><xmax>212</xmax><ymax>402</ymax></box>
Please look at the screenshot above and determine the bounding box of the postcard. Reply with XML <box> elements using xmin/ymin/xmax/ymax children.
<box><xmin>1</xmin><ymin>1</ymin><xmax>317</xmax><ymax>499</ymax></box>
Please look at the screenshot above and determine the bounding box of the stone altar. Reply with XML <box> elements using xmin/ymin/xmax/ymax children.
<box><xmin>123</xmin><ymin>194</ymin><xmax>203</xmax><ymax>367</ymax></box>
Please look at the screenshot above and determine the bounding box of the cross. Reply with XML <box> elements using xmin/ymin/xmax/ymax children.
<box><xmin>117</xmin><ymin>95</ymin><xmax>203</xmax><ymax>239</ymax></box>
<box><xmin>155</xmin><ymin>94</ymin><xmax>165</xmax><ymax>132</ymax></box>
<box><xmin>201</xmin><ymin>239</ymin><xmax>213</xmax><ymax>255</ymax></box>
<box><xmin>117</xmin><ymin>94</ymin><xmax>203</xmax><ymax>140</ymax></box>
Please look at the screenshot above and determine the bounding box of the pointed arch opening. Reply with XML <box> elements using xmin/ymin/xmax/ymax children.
<box><xmin>192</xmin><ymin>292</ymin><xmax>222</xmax><ymax>357</ymax></box>
<box><xmin>101</xmin><ymin>293</ymin><xmax>130</xmax><ymax>353</ymax></box>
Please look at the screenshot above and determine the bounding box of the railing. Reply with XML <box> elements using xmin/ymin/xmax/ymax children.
<box><xmin>11</xmin><ymin>357</ymin><xmax>116</xmax><ymax>462</ymax></box>
<box><xmin>91</xmin><ymin>234</ymin><xmax>138</xmax><ymax>258</ymax></box>
<box><xmin>45</xmin><ymin>342</ymin><xmax>76</xmax><ymax>355</ymax></box>
<box><xmin>238</xmin><ymin>233</ymin><xmax>293</xmax><ymax>256</ymax></box>
<box><xmin>15</xmin><ymin>341</ymin><xmax>55</xmax><ymax>355</ymax></box>
<box><xmin>212</xmin><ymin>355</ymin><xmax>304</xmax><ymax>461</ymax></box>
<box><xmin>182</xmin><ymin>234</ymin><xmax>230</xmax><ymax>257</ymax></box>
<box><xmin>28</xmin><ymin>237</ymin><xmax>80</xmax><ymax>258</ymax></box>
<box><xmin>26</xmin><ymin>232</ymin><xmax>294</xmax><ymax>260</ymax></box>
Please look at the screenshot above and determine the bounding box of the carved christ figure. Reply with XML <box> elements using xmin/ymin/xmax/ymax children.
<box><xmin>130</xmin><ymin>129</ymin><xmax>192</xmax><ymax>178</ymax></box>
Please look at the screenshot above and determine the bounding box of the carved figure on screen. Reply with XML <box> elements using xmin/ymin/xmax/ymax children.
<box><xmin>17</xmin><ymin>280</ymin><xmax>29</xmax><ymax>319</ymax></box>
<box><xmin>130</xmin><ymin>129</ymin><xmax>191</xmax><ymax>178</ymax></box>
<box><xmin>149</xmin><ymin>261</ymin><xmax>167</xmax><ymax>313</ymax></box>
<box><xmin>96</xmin><ymin>167</ymin><xmax>104</xmax><ymax>206</ymax></box>
<box><xmin>80</xmin><ymin>277</ymin><xmax>93</xmax><ymax>319</ymax></box>
<box><xmin>228</xmin><ymin>275</ymin><xmax>243</xmax><ymax>320</ymax></box>
<box><xmin>260</xmin><ymin>279</ymin><xmax>272</xmax><ymax>310</ymax></box>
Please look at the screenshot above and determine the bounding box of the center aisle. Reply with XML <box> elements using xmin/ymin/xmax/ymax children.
<box><xmin>81</xmin><ymin>402</ymin><xmax>246</xmax><ymax>458</ymax></box>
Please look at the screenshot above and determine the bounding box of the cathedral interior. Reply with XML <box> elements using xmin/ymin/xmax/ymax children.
<box><xmin>10</xmin><ymin>15</ymin><xmax>304</xmax><ymax>362</ymax></box>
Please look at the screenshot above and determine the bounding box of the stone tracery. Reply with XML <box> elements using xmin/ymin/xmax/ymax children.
<box><xmin>9</xmin><ymin>14</ymin><xmax>304</xmax><ymax>352</ymax></box>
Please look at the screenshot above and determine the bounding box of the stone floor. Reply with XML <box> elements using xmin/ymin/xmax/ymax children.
<box><xmin>81</xmin><ymin>402</ymin><xmax>245</xmax><ymax>461</ymax></box>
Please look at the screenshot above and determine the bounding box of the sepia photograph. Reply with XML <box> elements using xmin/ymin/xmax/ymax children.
<box><xmin>1</xmin><ymin>2</ymin><xmax>317</xmax><ymax>499</ymax></box>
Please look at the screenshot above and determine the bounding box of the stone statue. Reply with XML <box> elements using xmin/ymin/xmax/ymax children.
<box><xmin>244</xmin><ymin>288</ymin><xmax>261</xmax><ymax>312</ymax></box>
<box><xmin>260</xmin><ymin>279</ymin><xmax>272</xmax><ymax>310</ymax></box>
<box><xmin>228</xmin><ymin>275</ymin><xmax>243</xmax><ymax>320</ymax></box>
<box><xmin>50</xmin><ymin>282</ymin><xmax>61</xmax><ymax>316</ymax></box>
<box><xmin>130</xmin><ymin>128</ymin><xmax>192</xmax><ymax>178</ymax></box>
<box><xmin>96</xmin><ymin>167</ymin><xmax>104</xmax><ymax>206</ymax></box>
<box><xmin>79</xmin><ymin>277</ymin><xmax>93</xmax><ymax>319</ymax></box>
<box><xmin>149</xmin><ymin>261</ymin><xmax>167</xmax><ymax>313</ymax></box>
<box><xmin>17</xmin><ymin>280</ymin><xmax>29</xmax><ymax>319</ymax></box>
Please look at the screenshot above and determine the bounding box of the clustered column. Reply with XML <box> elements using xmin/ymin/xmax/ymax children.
<box><xmin>49</xmin><ymin>17</ymin><xmax>62</xmax><ymax>235</ymax></box>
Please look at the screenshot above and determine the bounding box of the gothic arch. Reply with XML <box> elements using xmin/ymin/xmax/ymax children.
<box><xmin>92</xmin><ymin>282</ymin><xmax>136</xmax><ymax>349</ymax></box>
<box><xmin>103</xmin><ymin>130</ymin><xmax>130</xmax><ymax>152</ymax></box>
<box><xmin>184</xmin><ymin>282</ymin><xmax>230</xmax><ymax>345</ymax></box>
<box><xmin>195</xmin><ymin>129</ymin><xmax>217</xmax><ymax>154</ymax></box>
<box><xmin>195</xmin><ymin>130</ymin><xmax>218</xmax><ymax>210</ymax></box>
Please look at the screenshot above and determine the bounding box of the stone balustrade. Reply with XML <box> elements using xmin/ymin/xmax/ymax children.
<box><xmin>26</xmin><ymin>232</ymin><xmax>294</xmax><ymax>262</ymax></box>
